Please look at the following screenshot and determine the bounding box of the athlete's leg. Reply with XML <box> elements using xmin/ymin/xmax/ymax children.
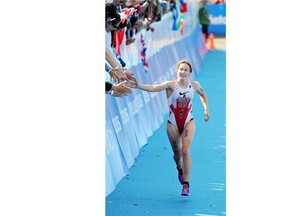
<box><xmin>166</xmin><ymin>122</ymin><xmax>182</xmax><ymax>171</ymax></box>
<box><xmin>181</xmin><ymin>120</ymin><xmax>196</xmax><ymax>183</ymax></box>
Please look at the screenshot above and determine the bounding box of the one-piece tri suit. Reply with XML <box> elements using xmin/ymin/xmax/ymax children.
<box><xmin>167</xmin><ymin>81</ymin><xmax>200</xmax><ymax>134</ymax></box>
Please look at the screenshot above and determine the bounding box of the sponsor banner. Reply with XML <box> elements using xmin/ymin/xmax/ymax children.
<box><xmin>105</xmin><ymin>156</ymin><xmax>116</xmax><ymax>196</ymax></box>
<box><xmin>106</xmin><ymin>98</ymin><xmax>135</xmax><ymax>168</ymax></box>
<box><xmin>206</xmin><ymin>4</ymin><xmax>226</xmax><ymax>35</ymax></box>
<box><xmin>125</xmin><ymin>92</ymin><xmax>152</xmax><ymax>148</ymax></box>
<box><xmin>105</xmin><ymin>106</ymin><xmax>129</xmax><ymax>196</ymax></box>
<box><xmin>122</xmin><ymin>66</ymin><xmax>154</xmax><ymax>147</ymax></box>
<box><xmin>115</xmin><ymin>97</ymin><xmax>140</xmax><ymax>159</ymax></box>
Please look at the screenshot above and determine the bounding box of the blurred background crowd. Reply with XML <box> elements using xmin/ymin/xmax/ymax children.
<box><xmin>105</xmin><ymin>0</ymin><xmax>226</xmax><ymax>97</ymax></box>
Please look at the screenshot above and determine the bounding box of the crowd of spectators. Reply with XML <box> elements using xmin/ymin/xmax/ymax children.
<box><xmin>105</xmin><ymin>0</ymin><xmax>176</xmax><ymax>97</ymax></box>
<box><xmin>105</xmin><ymin>0</ymin><xmax>226</xmax><ymax>97</ymax></box>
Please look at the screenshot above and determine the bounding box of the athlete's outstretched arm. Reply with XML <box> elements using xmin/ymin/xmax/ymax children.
<box><xmin>196</xmin><ymin>87</ymin><xmax>210</xmax><ymax>122</ymax></box>
<box><xmin>131</xmin><ymin>80</ymin><xmax>172</xmax><ymax>92</ymax></box>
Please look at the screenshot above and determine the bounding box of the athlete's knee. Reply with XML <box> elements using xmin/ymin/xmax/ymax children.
<box><xmin>181</xmin><ymin>148</ymin><xmax>190</xmax><ymax>158</ymax></box>
<box><xmin>173</xmin><ymin>153</ymin><xmax>181</xmax><ymax>161</ymax></box>
<box><xmin>171</xmin><ymin>140</ymin><xmax>180</xmax><ymax>150</ymax></box>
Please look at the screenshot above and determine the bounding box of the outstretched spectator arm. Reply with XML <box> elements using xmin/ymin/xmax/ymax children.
<box><xmin>106</xmin><ymin>49</ymin><xmax>137</xmax><ymax>83</ymax></box>
<box><xmin>105</xmin><ymin>62</ymin><xmax>112</xmax><ymax>73</ymax></box>
<box><xmin>105</xmin><ymin>49</ymin><xmax>128</xmax><ymax>81</ymax></box>
<box><xmin>105</xmin><ymin>81</ymin><xmax>133</xmax><ymax>96</ymax></box>
<box><xmin>105</xmin><ymin>49</ymin><xmax>120</xmax><ymax>69</ymax></box>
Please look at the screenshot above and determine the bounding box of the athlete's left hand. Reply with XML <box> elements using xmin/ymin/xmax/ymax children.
<box><xmin>204</xmin><ymin>112</ymin><xmax>210</xmax><ymax>122</ymax></box>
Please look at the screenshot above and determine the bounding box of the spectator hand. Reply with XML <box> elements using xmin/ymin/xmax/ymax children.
<box><xmin>109</xmin><ymin>67</ymin><xmax>128</xmax><ymax>82</ymax></box>
<box><xmin>124</xmin><ymin>72</ymin><xmax>137</xmax><ymax>83</ymax></box>
<box><xmin>112</xmin><ymin>80</ymin><xmax>132</xmax><ymax>95</ymax></box>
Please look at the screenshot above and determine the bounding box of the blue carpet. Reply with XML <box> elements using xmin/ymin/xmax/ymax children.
<box><xmin>106</xmin><ymin>49</ymin><xmax>226</xmax><ymax>216</ymax></box>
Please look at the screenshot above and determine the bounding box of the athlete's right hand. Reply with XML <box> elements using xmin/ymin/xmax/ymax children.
<box><xmin>128</xmin><ymin>79</ymin><xmax>139</xmax><ymax>88</ymax></box>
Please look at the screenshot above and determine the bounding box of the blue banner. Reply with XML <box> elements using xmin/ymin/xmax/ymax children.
<box><xmin>106</xmin><ymin>98</ymin><xmax>135</xmax><ymax>168</ymax></box>
<box><xmin>206</xmin><ymin>4</ymin><xmax>226</xmax><ymax>35</ymax></box>
<box><xmin>105</xmin><ymin>106</ymin><xmax>129</xmax><ymax>195</ymax></box>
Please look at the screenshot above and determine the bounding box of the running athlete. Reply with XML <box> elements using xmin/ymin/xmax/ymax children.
<box><xmin>130</xmin><ymin>60</ymin><xmax>210</xmax><ymax>196</ymax></box>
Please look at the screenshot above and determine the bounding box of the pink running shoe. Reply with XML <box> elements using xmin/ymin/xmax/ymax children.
<box><xmin>181</xmin><ymin>184</ymin><xmax>190</xmax><ymax>196</ymax></box>
<box><xmin>178</xmin><ymin>174</ymin><xmax>184</xmax><ymax>184</ymax></box>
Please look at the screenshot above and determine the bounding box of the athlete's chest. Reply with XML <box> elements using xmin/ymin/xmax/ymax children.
<box><xmin>172</xmin><ymin>84</ymin><xmax>194</xmax><ymax>104</ymax></box>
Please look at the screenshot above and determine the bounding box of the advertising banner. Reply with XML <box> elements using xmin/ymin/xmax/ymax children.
<box><xmin>206</xmin><ymin>4</ymin><xmax>226</xmax><ymax>35</ymax></box>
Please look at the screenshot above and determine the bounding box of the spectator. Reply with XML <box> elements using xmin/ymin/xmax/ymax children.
<box><xmin>119</xmin><ymin>0</ymin><xmax>157</xmax><ymax>45</ymax></box>
<box><xmin>105</xmin><ymin>3</ymin><xmax>136</xmax><ymax>83</ymax></box>
<box><xmin>198</xmin><ymin>0</ymin><xmax>211</xmax><ymax>42</ymax></box>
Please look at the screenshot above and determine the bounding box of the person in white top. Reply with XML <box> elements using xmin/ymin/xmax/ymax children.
<box><xmin>105</xmin><ymin>2</ymin><xmax>136</xmax><ymax>97</ymax></box>
<box><xmin>130</xmin><ymin>59</ymin><xmax>210</xmax><ymax>196</ymax></box>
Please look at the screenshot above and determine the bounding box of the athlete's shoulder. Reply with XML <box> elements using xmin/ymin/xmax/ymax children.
<box><xmin>160</xmin><ymin>80</ymin><xmax>176</xmax><ymax>90</ymax></box>
<box><xmin>190</xmin><ymin>80</ymin><xmax>201</xmax><ymax>87</ymax></box>
<box><xmin>191</xmin><ymin>80</ymin><xmax>200</xmax><ymax>85</ymax></box>
<box><xmin>166</xmin><ymin>80</ymin><xmax>176</xmax><ymax>84</ymax></box>
<box><xmin>190</xmin><ymin>80</ymin><xmax>201</xmax><ymax>90</ymax></box>
<box><xmin>164</xmin><ymin>80</ymin><xmax>176</xmax><ymax>85</ymax></box>
<box><xmin>162</xmin><ymin>80</ymin><xmax>174</xmax><ymax>85</ymax></box>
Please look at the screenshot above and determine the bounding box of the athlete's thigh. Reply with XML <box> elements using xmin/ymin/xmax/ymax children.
<box><xmin>167</xmin><ymin>122</ymin><xmax>181</xmax><ymax>150</ymax></box>
<box><xmin>181</xmin><ymin>120</ymin><xmax>196</xmax><ymax>145</ymax></box>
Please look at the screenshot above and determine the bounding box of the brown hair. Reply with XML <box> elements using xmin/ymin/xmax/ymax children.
<box><xmin>105</xmin><ymin>3</ymin><xmax>121</xmax><ymax>27</ymax></box>
<box><xmin>177</xmin><ymin>60</ymin><xmax>193</xmax><ymax>73</ymax></box>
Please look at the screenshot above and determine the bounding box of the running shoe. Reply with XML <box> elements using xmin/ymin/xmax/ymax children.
<box><xmin>178</xmin><ymin>174</ymin><xmax>184</xmax><ymax>184</ymax></box>
<box><xmin>181</xmin><ymin>184</ymin><xmax>190</xmax><ymax>196</ymax></box>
